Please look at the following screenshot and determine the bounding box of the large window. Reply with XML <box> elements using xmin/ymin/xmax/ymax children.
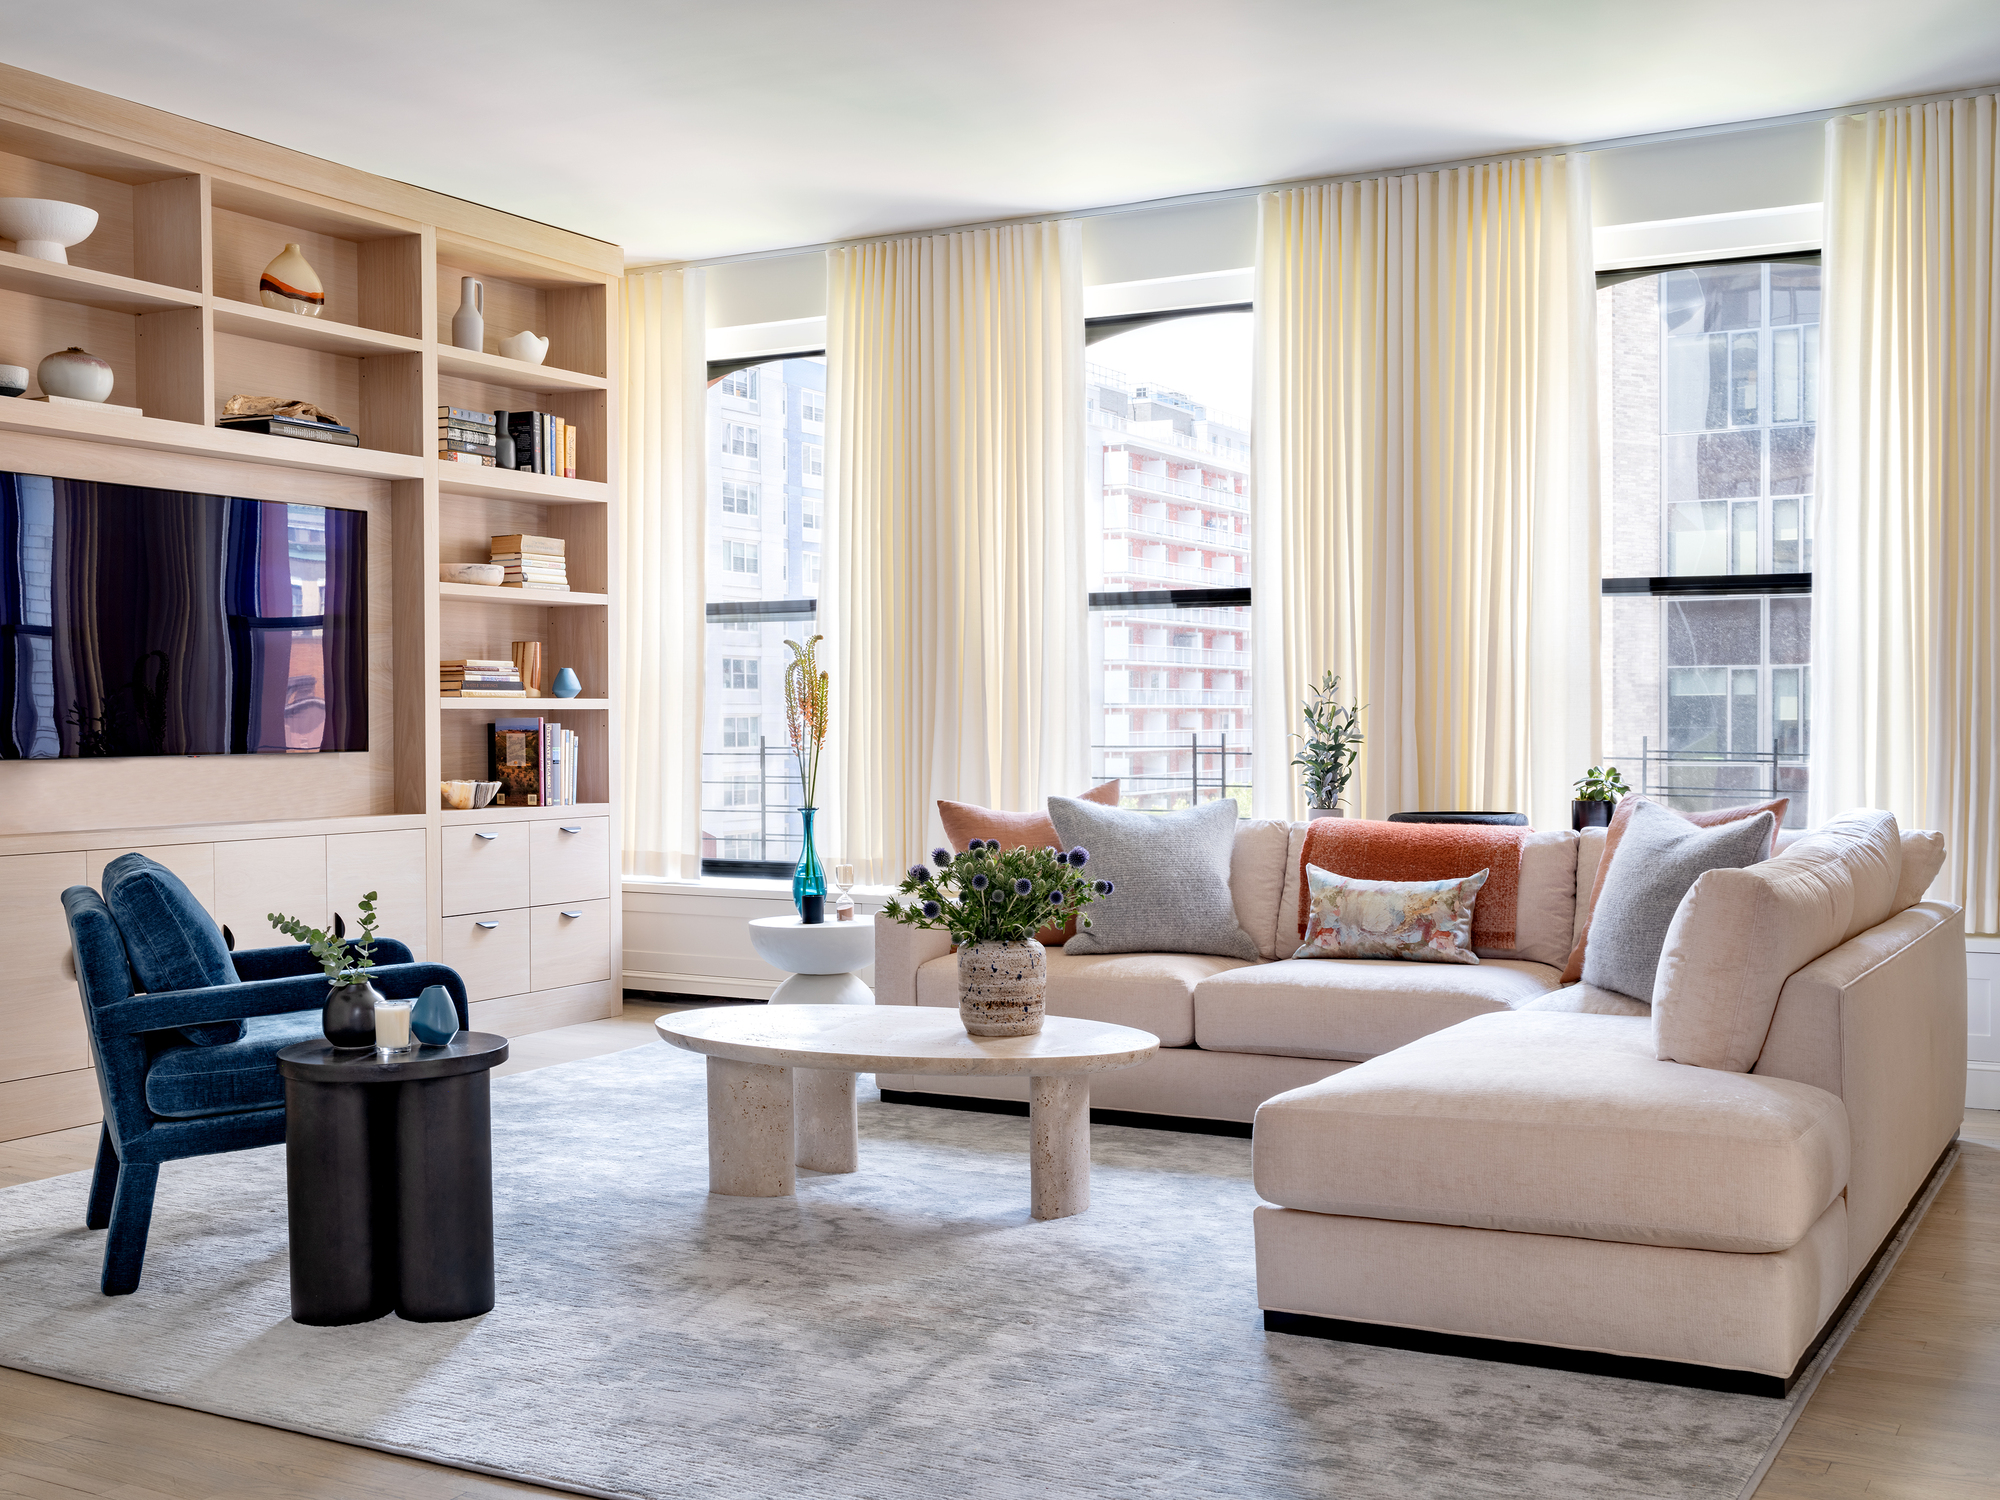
<box><xmin>1085</xmin><ymin>310</ymin><xmax>1252</xmax><ymax>812</ymax></box>
<box><xmin>1599</xmin><ymin>259</ymin><xmax>1816</xmax><ymax>824</ymax></box>
<box><xmin>701</xmin><ymin>354</ymin><xmax>828</xmax><ymax>875</ymax></box>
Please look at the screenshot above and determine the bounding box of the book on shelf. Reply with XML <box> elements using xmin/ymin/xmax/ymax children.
<box><xmin>439</xmin><ymin>439</ymin><xmax>495</xmax><ymax>456</ymax></box>
<box><xmin>217</xmin><ymin>415</ymin><xmax>361</xmax><ymax>446</ymax></box>
<box><xmin>439</xmin><ymin>426</ymin><xmax>496</xmax><ymax>446</ymax></box>
<box><xmin>444</xmin><ymin>659</ymin><xmax>516</xmax><ymax>670</ymax></box>
<box><xmin>490</xmin><ymin>719</ymin><xmax>543</xmax><ymax>805</ymax></box>
<box><xmin>438</xmin><ymin>407</ymin><xmax>497</xmax><ymax>427</ymax></box>
<box><xmin>443</xmin><ymin>689</ymin><xmax>527</xmax><ymax>698</ymax></box>
<box><xmin>491</xmin><ymin>534</ymin><xmax>565</xmax><ymax>555</ymax></box>
<box><xmin>502</xmin><ymin>412</ymin><xmax>577</xmax><ymax>478</ymax></box>
<box><xmin>440</xmin><ymin>450</ymin><xmax>496</xmax><ymax>466</ymax></box>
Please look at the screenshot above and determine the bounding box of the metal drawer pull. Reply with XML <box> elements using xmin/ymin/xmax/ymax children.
<box><xmin>561</xmin><ymin>910</ymin><xmax>583</xmax><ymax>919</ymax></box>
<box><xmin>475</xmin><ymin>831</ymin><xmax>500</xmax><ymax>841</ymax></box>
<box><xmin>475</xmin><ymin>921</ymin><xmax>500</xmax><ymax>929</ymax></box>
<box><xmin>560</xmin><ymin>825</ymin><xmax>582</xmax><ymax>834</ymax></box>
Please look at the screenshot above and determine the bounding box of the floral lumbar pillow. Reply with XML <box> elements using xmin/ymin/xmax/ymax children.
<box><xmin>1293</xmin><ymin>864</ymin><xmax>1489</xmax><ymax>964</ymax></box>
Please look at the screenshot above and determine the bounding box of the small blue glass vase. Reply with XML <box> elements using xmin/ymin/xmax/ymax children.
<box><xmin>411</xmin><ymin>984</ymin><xmax>460</xmax><ymax>1046</ymax></box>
<box><xmin>793</xmin><ymin>806</ymin><xmax>827</xmax><ymax>924</ymax></box>
<box><xmin>552</xmin><ymin>667</ymin><xmax>581</xmax><ymax>699</ymax></box>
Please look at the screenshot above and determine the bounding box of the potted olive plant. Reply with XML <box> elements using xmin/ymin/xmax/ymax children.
<box><xmin>1290</xmin><ymin>671</ymin><xmax>1364</xmax><ymax>818</ymax></box>
<box><xmin>268</xmin><ymin>892</ymin><xmax>382</xmax><ymax>1049</ymax></box>
<box><xmin>1572</xmin><ymin>766</ymin><xmax>1629</xmax><ymax>830</ymax></box>
<box><xmin>883</xmin><ymin>844</ymin><xmax>1112</xmax><ymax>1036</ymax></box>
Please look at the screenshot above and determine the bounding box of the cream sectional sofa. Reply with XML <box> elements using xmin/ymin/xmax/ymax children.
<box><xmin>874</xmin><ymin>813</ymin><xmax>1968</xmax><ymax>1390</ymax></box>
<box><xmin>874</xmin><ymin>820</ymin><xmax>1608</xmax><ymax>1121</ymax></box>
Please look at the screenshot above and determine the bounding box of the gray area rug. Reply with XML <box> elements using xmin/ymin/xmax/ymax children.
<box><xmin>0</xmin><ymin>1041</ymin><xmax>1914</xmax><ymax>1500</ymax></box>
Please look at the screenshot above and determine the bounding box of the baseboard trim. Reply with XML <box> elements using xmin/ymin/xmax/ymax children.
<box><xmin>1260</xmin><ymin>1312</ymin><xmax>1790</xmax><ymax>1397</ymax></box>
<box><xmin>1265</xmin><ymin>1135</ymin><xmax>1965</xmax><ymax>1400</ymax></box>
<box><xmin>877</xmin><ymin>1088</ymin><xmax>1253</xmax><ymax>1139</ymax></box>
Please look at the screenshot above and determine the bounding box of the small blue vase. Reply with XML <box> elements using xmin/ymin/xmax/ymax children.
<box><xmin>793</xmin><ymin>805</ymin><xmax>827</xmax><ymax>923</ymax></box>
<box><xmin>411</xmin><ymin>984</ymin><xmax>460</xmax><ymax>1046</ymax></box>
<box><xmin>552</xmin><ymin>667</ymin><xmax>581</xmax><ymax>699</ymax></box>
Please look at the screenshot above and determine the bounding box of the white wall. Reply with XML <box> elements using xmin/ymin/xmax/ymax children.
<box><xmin>1590</xmin><ymin>120</ymin><xmax>1824</xmax><ymax>268</ymax></box>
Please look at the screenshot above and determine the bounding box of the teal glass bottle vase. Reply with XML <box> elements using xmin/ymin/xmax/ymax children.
<box><xmin>794</xmin><ymin>806</ymin><xmax>827</xmax><ymax>924</ymax></box>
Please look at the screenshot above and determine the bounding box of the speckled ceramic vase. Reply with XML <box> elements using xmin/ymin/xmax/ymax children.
<box><xmin>957</xmin><ymin>938</ymin><xmax>1047</xmax><ymax>1037</ymax></box>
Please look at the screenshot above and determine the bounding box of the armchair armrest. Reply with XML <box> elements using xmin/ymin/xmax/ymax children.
<box><xmin>873</xmin><ymin>919</ymin><xmax>953</xmax><ymax>1006</ymax></box>
<box><xmin>99</xmin><ymin>960</ymin><xmax>468</xmax><ymax>1036</ymax></box>
<box><xmin>232</xmin><ymin>939</ymin><xmax>416</xmax><ymax>981</ymax></box>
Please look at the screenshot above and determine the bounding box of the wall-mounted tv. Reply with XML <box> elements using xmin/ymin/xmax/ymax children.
<box><xmin>0</xmin><ymin>471</ymin><xmax>368</xmax><ymax>759</ymax></box>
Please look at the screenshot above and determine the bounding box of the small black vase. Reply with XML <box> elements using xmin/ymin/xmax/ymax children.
<box><xmin>322</xmin><ymin>979</ymin><xmax>382</xmax><ymax>1050</ymax></box>
<box><xmin>1572</xmin><ymin>799</ymin><xmax>1614</xmax><ymax>831</ymax></box>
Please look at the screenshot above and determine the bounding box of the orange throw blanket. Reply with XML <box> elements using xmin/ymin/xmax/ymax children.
<box><xmin>1297</xmin><ymin>819</ymin><xmax>1526</xmax><ymax>951</ymax></box>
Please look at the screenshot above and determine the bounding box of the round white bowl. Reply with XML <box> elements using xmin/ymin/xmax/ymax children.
<box><xmin>439</xmin><ymin>562</ymin><xmax>505</xmax><ymax>586</ymax></box>
<box><xmin>499</xmin><ymin>330</ymin><xmax>549</xmax><ymax>365</ymax></box>
<box><xmin>0</xmin><ymin>198</ymin><xmax>100</xmax><ymax>264</ymax></box>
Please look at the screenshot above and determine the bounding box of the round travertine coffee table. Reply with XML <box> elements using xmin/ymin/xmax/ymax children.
<box><xmin>655</xmin><ymin>1005</ymin><xmax>1158</xmax><ymax>1220</ymax></box>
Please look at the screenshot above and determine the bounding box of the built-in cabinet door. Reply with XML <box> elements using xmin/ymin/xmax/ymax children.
<box><xmin>442</xmin><ymin>823</ymin><xmax>531</xmax><ymax>916</ymax></box>
<box><xmin>530</xmin><ymin>899</ymin><xmax>611</xmax><ymax>992</ymax></box>
<box><xmin>327</xmin><ymin>829</ymin><xmax>428</xmax><ymax>961</ymax></box>
<box><xmin>442</xmin><ymin>910</ymin><xmax>531</xmax><ymax>1003</ymax></box>
<box><xmin>530</xmin><ymin>817</ymin><xmax>610</xmax><ymax>906</ymax></box>
<box><xmin>214</xmin><ymin>836</ymin><xmax>327</xmax><ymax>953</ymax></box>
<box><xmin>84</xmin><ymin>844</ymin><xmax>217</xmax><ymax>918</ymax></box>
<box><xmin>0</xmin><ymin>851</ymin><xmax>89</xmax><ymax>1085</ymax></box>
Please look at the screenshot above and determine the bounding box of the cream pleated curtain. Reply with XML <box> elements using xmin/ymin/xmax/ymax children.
<box><xmin>823</xmin><ymin>221</ymin><xmax>1086</xmax><ymax>883</ymax></box>
<box><xmin>1818</xmin><ymin>95</ymin><xmax>2000</xmax><ymax>929</ymax></box>
<box><xmin>619</xmin><ymin>266</ymin><xmax>707</xmax><ymax>878</ymax></box>
<box><xmin>1251</xmin><ymin>155</ymin><xmax>1598</xmax><ymax>830</ymax></box>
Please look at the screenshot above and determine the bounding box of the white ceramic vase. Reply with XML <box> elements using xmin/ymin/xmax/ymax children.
<box><xmin>957</xmin><ymin>938</ymin><xmax>1047</xmax><ymax>1037</ymax></box>
<box><xmin>258</xmin><ymin>243</ymin><xmax>324</xmax><ymax>316</ymax></box>
<box><xmin>452</xmin><ymin>277</ymin><xmax>485</xmax><ymax>352</ymax></box>
<box><xmin>38</xmin><ymin>347</ymin><xmax>114</xmax><ymax>403</ymax></box>
<box><xmin>0</xmin><ymin>198</ymin><xmax>99</xmax><ymax>263</ymax></box>
<box><xmin>499</xmin><ymin>330</ymin><xmax>548</xmax><ymax>364</ymax></box>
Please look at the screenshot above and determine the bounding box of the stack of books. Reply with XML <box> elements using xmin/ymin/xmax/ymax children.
<box><xmin>504</xmin><ymin>409</ymin><xmax>576</xmax><ymax>478</ymax></box>
<box><xmin>491</xmin><ymin>533</ymin><xmax>569</xmax><ymax>591</ymax></box>
<box><xmin>440</xmin><ymin>658</ymin><xmax>527</xmax><ymax>698</ymax></box>
<box><xmin>218</xmin><ymin>413</ymin><xmax>360</xmax><ymax>446</ymax></box>
<box><xmin>490</xmin><ymin>716</ymin><xmax>579</xmax><ymax>806</ymax></box>
<box><xmin>439</xmin><ymin>407</ymin><xmax>497</xmax><ymax>466</ymax></box>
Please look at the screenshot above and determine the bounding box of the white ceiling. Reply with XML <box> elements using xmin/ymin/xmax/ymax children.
<box><xmin>4</xmin><ymin>0</ymin><xmax>1998</xmax><ymax>264</ymax></box>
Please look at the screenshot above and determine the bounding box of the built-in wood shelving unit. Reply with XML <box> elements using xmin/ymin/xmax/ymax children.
<box><xmin>0</xmin><ymin>62</ymin><xmax>626</xmax><ymax>1141</ymax></box>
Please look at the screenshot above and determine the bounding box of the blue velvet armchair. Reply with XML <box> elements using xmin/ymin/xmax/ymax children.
<box><xmin>63</xmin><ymin>855</ymin><xmax>470</xmax><ymax>1296</ymax></box>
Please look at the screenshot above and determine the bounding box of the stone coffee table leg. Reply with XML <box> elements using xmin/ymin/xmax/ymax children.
<box><xmin>1029</xmin><ymin>1075</ymin><xmax>1092</xmax><ymax>1221</ymax></box>
<box><xmin>707</xmin><ymin>1056</ymin><xmax>796</xmax><ymax>1197</ymax></box>
<box><xmin>795</xmin><ymin>1068</ymin><xmax>860</xmax><ymax>1174</ymax></box>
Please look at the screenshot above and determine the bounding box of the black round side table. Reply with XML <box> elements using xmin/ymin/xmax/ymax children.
<box><xmin>277</xmin><ymin>1032</ymin><xmax>509</xmax><ymax>1326</ymax></box>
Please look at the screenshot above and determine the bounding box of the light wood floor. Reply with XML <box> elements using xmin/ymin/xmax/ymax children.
<box><xmin>1</xmin><ymin>1004</ymin><xmax>1993</xmax><ymax>1500</ymax></box>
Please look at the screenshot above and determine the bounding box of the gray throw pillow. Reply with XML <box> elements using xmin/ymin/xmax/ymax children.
<box><xmin>1047</xmin><ymin>795</ymin><xmax>1260</xmax><ymax>960</ymax></box>
<box><xmin>1582</xmin><ymin>800</ymin><xmax>1775</xmax><ymax>1002</ymax></box>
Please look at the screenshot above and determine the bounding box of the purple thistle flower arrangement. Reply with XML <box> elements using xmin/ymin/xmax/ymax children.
<box><xmin>881</xmin><ymin>839</ymin><xmax>1113</xmax><ymax>946</ymax></box>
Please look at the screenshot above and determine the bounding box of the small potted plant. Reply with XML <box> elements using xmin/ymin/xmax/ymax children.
<box><xmin>1572</xmin><ymin>766</ymin><xmax>1629</xmax><ymax>830</ymax></box>
<box><xmin>883</xmin><ymin>844</ymin><xmax>1113</xmax><ymax>1037</ymax></box>
<box><xmin>1291</xmin><ymin>671</ymin><xmax>1364</xmax><ymax>818</ymax></box>
<box><xmin>268</xmin><ymin>892</ymin><xmax>382</xmax><ymax>1049</ymax></box>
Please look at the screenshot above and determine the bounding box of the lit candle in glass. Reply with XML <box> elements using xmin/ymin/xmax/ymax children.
<box><xmin>374</xmin><ymin>998</ymin><xmax>417</xmax><ymax>1060</ymax></box>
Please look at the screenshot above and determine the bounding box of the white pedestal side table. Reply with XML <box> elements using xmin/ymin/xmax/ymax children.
<box><xmin>747</xmin><ymin>914</ymin><xmax>875</xmax><ymax>1169</ymax></box>
<box><xmin>656</xmin><ymin>1005</ymin><xmax>1159</xmax><ymax>1220</ymax></box>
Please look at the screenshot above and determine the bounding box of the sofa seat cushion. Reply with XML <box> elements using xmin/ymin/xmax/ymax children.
<box><xmin>1253</xmin><ymin>1012</ymin><xmax>1849</xmax><ymax>1253</ymax></box>
<box><xmin>916</xmin><ymin>950</ymin><xmax>1253</xmax><ymax>1047</ymax></box>
<box><xmin>1194</xmin><ymin>957</ymin><xmax>1560</xmax><ymax>1062</ymax></box>
<box><xmin>144</xmin><ymin>1009</ymin><xmax>323</xmax><ymax>1119</ymax></box>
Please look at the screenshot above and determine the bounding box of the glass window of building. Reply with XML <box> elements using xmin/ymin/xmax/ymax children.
<box><xmin>1084</xmin><ymin>310</ymin><xmax>1252</xmax><ymax>812</ymax></box>
<box><xmin>701</xmin><ymin>355</ymin><xmax>827</xmax><ymax>874</ymax></box>
<box><xmin>1598</xmin><ymin>260</ymin><xmax>1816</xmax><ymax>825</ymax></box>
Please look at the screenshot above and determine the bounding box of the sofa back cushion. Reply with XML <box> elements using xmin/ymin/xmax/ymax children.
<box><xmin>1472</xmin><ymin>830</ymin><xmax>1578</xmax><ymax>969</ymax></box>
<box><xmin>1893</xmin><ymin>829</ymin><xmax>1947</xmax><ymax>913</ymax></box>
<box><xmin>938</xmin><ymin>782</ymin><xmax>1120</xmax><ymax>944</ymax></box>
<box><xmin>1652</xmin><ymin>809</ymin><xmax>1902</xmax><ymax>1072</ymax></box>
<box><xmin>100</xmin><ymin>852</ymin><xmax>243</xmax><ymax>1047</ymax></box>
<box><xmin>1049</xmin><ymin>795</ymin><xmax>1261</xmax><ymax>960</ymax></box>
<box><xmin>1228</xmin><ymin>819</ymin><xmax>1293</xmax><ymax>960</ymax></box>
<box><xmin>1580</xmin><ymin>801</ymin><xmax>1775</xmax><ymax>1003</ymax></box>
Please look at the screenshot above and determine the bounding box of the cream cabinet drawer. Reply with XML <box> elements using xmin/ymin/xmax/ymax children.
<box><xmin>530</xmin><ymin>817</ymin><xmax>610</xmax><ymax>906</ymax></box>
<box><xmin>530</xmin><ymin>899</ymin><xmax>611</xmax><ymax>992</ymax></box>
<box><xmin>442</xmin><ymin>823</ymin><xmax>530</xmax><ymax>917</ymax></box>
<box><xmin>441</xmin><ymin>910</ymin><xmax>530</xmax><ymax>1004</ymax></box>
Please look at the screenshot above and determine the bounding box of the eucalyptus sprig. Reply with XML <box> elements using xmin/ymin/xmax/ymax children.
<box><xmin>1290</xmin><ymin>670</ymin><xmax>1365</xmax><ymax>809</ymax></box>
<box><xmin>882</xmin><ymin>842</ymin><xmax>1114</xmax><ymax>947</ymax></box>
<box><xmin>268</xmin><ymin>891</ymin><xmax>380</xmax><ymax>986</ymax></box>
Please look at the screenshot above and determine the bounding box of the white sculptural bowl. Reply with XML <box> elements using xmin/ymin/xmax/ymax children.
<box><xmin>0</xmin><ymin>199</ymin><xmax>100</xmax><ymax>264</ymax></box>
<box><xmin>499</xmin><ymin>330</ymin><xmax>549</xmax><ymax>365</ymax></box>
<box><xmin>439</xmin><ymin>562</ymin><xmax>505</xmax><ymax>586</ymax></box>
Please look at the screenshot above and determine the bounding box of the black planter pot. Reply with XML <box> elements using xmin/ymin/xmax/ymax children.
<box><xmin>1572</xmin><ymin>799</ymin><xmax>1614</xmax><ymax>831</ymax></box>
<box><xmin>322</xmin><ymin>979</ymin><xmax>382</xmax><ymax>1050</ymax></box>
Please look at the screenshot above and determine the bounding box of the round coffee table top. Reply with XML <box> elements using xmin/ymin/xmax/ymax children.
<box><xmin>277</xmin><ymin>1031</ymin><xmax>509</xmax><ymax>1084</ymax></box>
<box><xmin>748</xmin><ymin>914</ymin><xmax>875</xmax><ymax>975</ymax></box>
<box><xmin>656</xmin><ymin>1004</ymin><xmax>1157</xmax><ymax>1077</ymax></box>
